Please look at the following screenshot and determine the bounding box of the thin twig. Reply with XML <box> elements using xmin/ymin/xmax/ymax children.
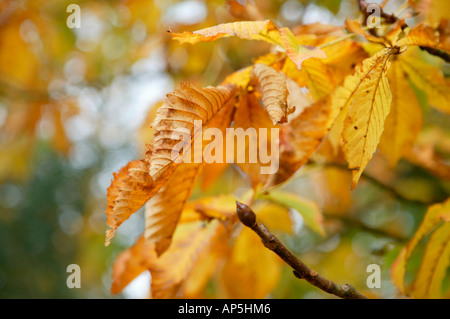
<box><xmin>236</xmin><ymin>201</ymin><xmax>368</xmax><ymax>299</ymax></box>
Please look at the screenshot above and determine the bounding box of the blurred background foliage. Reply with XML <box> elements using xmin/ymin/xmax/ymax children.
<box><xmin>0</xmin><ymin>0</ymin><xmax>449</xmax><ymax>298</ymax></box>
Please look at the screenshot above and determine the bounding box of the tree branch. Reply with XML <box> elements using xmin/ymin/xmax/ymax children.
<box><xmin>357</xmin><ymin>0</ymin><xmax>450</xmax><ymax>62</ymax></box>
<box><xmin>236</xmin><ymin>201</ymin><xmax>368</xmax><ymax>299</ymax></box>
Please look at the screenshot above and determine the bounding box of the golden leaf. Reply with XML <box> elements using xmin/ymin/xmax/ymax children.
<box><xmin>344</xmin><ymin>19</ymin><xmax>388</xmax><ymax>46</ymax></box>
<box><xmin>411</xmin><ymin>222</ymin><xmax>450</xmax><ymax>298</ymax></box>
<box><xmin>391</xmin><ymin>198</ymin><xmax>450</xmax><ymax>295</ymax></box>
<box><xmin>282</xmin><ymin>57</ymin><xmax>335</xmax><ymax>101</ymax></box>
<box><xmin>341</xmin><ymin>50</ymin><xmax>392</xmax><ymax>189</ymax></box>
<box><xmin>170</xmin><ymin>20</ymin><xmax>282</xmax><ymax>45</ymax></box>
<box><xmin>149</xmin><ymin>220</ymin><xmax>226</xmax><ymax>299</ymax></box>
<box><xmin>258</xmin><ymin>190</ymin><xmax>325</xmax><ymax>237</ymax></box>
<box><xmin>397</xmin><ymin>23</ymin><xmax>450</xmax><ymax>52</ymax></box>
<box><xmin>399</xmin><ymin>49</ymin><xmax>450</xmax><ymax>114</ymax></box>
<box><xmin>253</xmin><ymin>202</ymin><xmax>294</xmax><ymax>235</ymax></box>
<box><xmin>220</xmin><ymin>227</ymin><xmax>281</xmax><ymax>298</ymax></box>
<box><xmin>279</xmin><ymin>27</ymin><xmax>327</xmax><ymax>70</ymax></box>
<box><xmin>379</xmin><ymin>58</ymin><xmax>423</xmax><ymax>166</ymax></box>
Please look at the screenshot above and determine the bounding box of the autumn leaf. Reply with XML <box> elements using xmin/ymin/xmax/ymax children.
<box><xmin>397</xmin><ymin>23</ymin><xmax>450</xmax><ymax>53</ymax></box>
<box><xmin>409</xmin><ymin>0</ymin><xmax>450</xmax><ymax>26</ymax></box>
<box><xmin>149</xmin><ymin>220</ymin><xmax>226</xmax><ymax>298</ymax></box>
<box><xmin>337</xmin><ymin>49</ymin><xmax>392</xmax><ymax>189</ymax></box>
<box><xmin>258</xmin><ymin>190</ymin><xmax>325</xmax><ymax>237</ymax></box>
<box><xmin>149</xmin><ymin>82</ymin><xmax>237</xmax><ymax>179</ymax></box>
<box><xmin>412</xmin><ymin>222</ymin><xmax>450</xmax><ymax>298</ymax></box>
<box><xmin>105</xmin><ymin>157</ymin><xmax>163</xmax><ymax>246</ymax></box>
<box><xmin>144</xmin><ymin>163</ymin><xmax>202</xmax><ymax>256</ymax></box>
<box><xmin>232</xmin><ymin>92</ymin><xmax>276</xmax><ymax>188</ymax></box>
<box><xmin>220</xmin><ymin>226</ymin><xmax>281</xmax><ymax>298</ymax></box>
<box><xmin>405</xmin><ymin>144</ymin><xmax>450</xmax><ymax>181</ymax></box>
<box><xmin>226</xmin><ymin>0</ymin><xmax>264</xmax><ymax>21</ymax></box>
<box><xmin>253</xmin><ymin>202</ymin><xmax>294</xmax><ymax>235</ymax></box>
<box><xmin>170</xmin><ymin>20</ymin><xmax>282</xmax><ymax>45</ymax></box>
<box><xmin>251</xmin><ymin>64</ymin><xmax>292</xmax><ymax>124</ymax></box>
<box><xmin>110</xmin><ymin>236</ymin><xmax>153</xmax><ymax>295</ymax></box>
<box><xmin>379</xmin><ymin>58</ymin><xmax>423</xmax><ymax>166</ymax></box>
<box><xmin>279</xmin><ymin>27</ymin><xmax>327</xmax><ymax>70</ymax></box>
<box><xmin>344</xmin><ymin>19</ymin><xmax>388</xmax><ymax>46</ymax></box>
<box><xmin>282</xmin><ymin>57</ymin><xmax>334</xmax><ymax>101</ymax></box>
<box><xmin>391</xmin><ymin>198</ymin><xmax>450</xmax><ymax>297</ymax></box>
<box><xmin>398</xmin><ymin>49</ymin><xmax>450</xmax><ymax>114</ymax></box>
<box><xmin>273</xmin><ymin>94</ymin><xmax>335</xmax><ymax>186</ymax></box>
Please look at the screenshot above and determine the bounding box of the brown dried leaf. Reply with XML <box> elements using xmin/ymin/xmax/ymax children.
<box><xmin>105</xmin><ymin>158</ymin><xmax>163</xmax><ymax>246</ymax></box>
<box><xmin>144</xmin><ymin>163</ymin><xmax>202</xmax><ymax>256</ymax></box>
<box><xmin>149</xmin><ymin>82</ymin><xmax>237</xmax><ymax>180</ymax></box>
<box><xmin>251</xmin><ymin>64</ymin><xmax>293</xmax><ymax>124</ymax></box>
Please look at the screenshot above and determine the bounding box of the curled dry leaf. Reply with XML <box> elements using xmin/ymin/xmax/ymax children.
<box><xmin>105</xmin><ymin>158</ymin><xmax>158</xmax><ymax>246</ymax></box>
<box><xmin>145</xmin><ymin>163</ymin><xmax>202</xmax><ymax>256</ymax></box>
<box><xmin>146</xmin><ymin>92</ymin><xmax>237</xmax><ymax>255</ymax></box>
<box><xmin>251</xmin><ymin>64</ymin><xmax>293</xmax><ymax>124</ymax></box>
<box><xmin>149</xmin><ymin>82</ymin><xmax>237</xmax><ymax>179</ymax></box>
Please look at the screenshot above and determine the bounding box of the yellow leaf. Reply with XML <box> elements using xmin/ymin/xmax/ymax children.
<box><xmin>273</xmin><ymin>94</ymin><xmax>335</xmax><ymax>186</ymax></box>
<box><xmin>222</xmin><ymin>66</ymin><xmax>252</xmax><ymax>88</ymax></box>
<box><xmin>149</xmin><ymin>220</ymin><xmax>225</xmax><ymax>299</ymax></box>
<box><xmin>258</xmin><ymin>190</ymin><xmax>325</xmax><ymax>237</ymax></box>
<box><xmin>251</xmin><ymin>64</ymin><xmax>292</xmax><ymax>124</ymax></box>
<box><xmin>379</xmin><ymin>58</ymin><xmax>423</xmax><ymax>166</ymax></box>
<box><xmin>341</xmin><ymin>50</ymin><xmax>392</xmax><ymax>189</ymax></box>
<box><xmin>411</xmin><ymin>222</ymin><xmax>450</xmax><ymax>298</ymax></box>
<box><xmin>405</xmin><ymin>144</ymin><xmax>450</xmax><ymax>181</ymax></box>
<box><xmin>170</xmin><ymin>20</ymin><xmax>282</xmax><ymax>45</ymax></box>
<box><xmin>190</xmin><ymin>194</ymin><xmax>238</xmax><ymax>221</ymax></box>
<box><xmin>410</xmin><ymin>0</ymin><xmax>450</xmax><ymax>26</ymax></box>
<box><xmin>344</xmin><ymin>18</ymin><xmax>388</xmax><ymax>46</ymax></box>
<box><xmin>391</xmin><ymin>198</ymin><xmax>450</xmax><ymax>294</ymax></box>
<box><xmin>220</xmin><ymin>227</ymin><xmax>281</xmax><ymax>298</ymax></box>
<box><xmin>253</xmin><ymin>202</ymin><xmax>293</xmax><ymax>235</ymax></box>
<box><xmin>397</xmin><ymin>23</ymin><xmax>450</xmax><ymax>52</ymax></box>
<box><xmin>399</xmin><ymin>49</ymin><xmax>450</xmax><ymax>114</ymax></box>
<box><xmin>279</xmin><ymin>27</ymin><xmax>327</xmax><ymax>70</ymax></box>
<box><xmin>282</xmin><ymin>57</ymin><xmax>335</xmax><ymax>101</ymax></box>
